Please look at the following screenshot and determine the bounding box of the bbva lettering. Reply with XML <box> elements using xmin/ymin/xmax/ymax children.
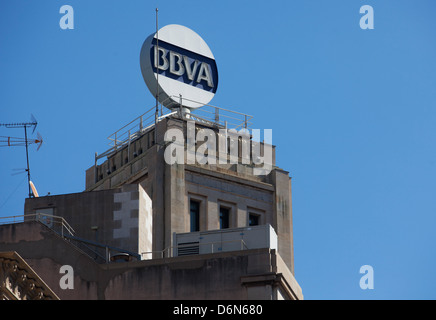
<box><xmin>154</xmin><ymin>46</ymin><xmax>214</xmax><ymax>88</ymax></box>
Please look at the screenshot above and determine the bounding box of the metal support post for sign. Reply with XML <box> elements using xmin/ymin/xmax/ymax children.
<box><xmin>215</xmin><ymin>107</ymin><xmax>219</xmax><ymax>124</ymax></box>
<box><xmin>127</xmin><ymin>130</ymin><xmax>131</xmax><ymax>163</ymax></box>
<box><xmin>225</xmin><ymin>121</ymin><xmax>228</xmax><ymax>153</ymax></box>
<box><xmin>114</xmin><ymin>132</ymin><xmax>117</xmax><ymax>151</ymax></box>
<box><xmin>94</xmin><ymin>152</ymin><xmax>98</xmax><ymax>184</ymax></box>
<box><xmin>154</xmin><ymin>8</ymin><xmax>159</xmax><ymax>144</ymax></box>
<box><xmin>179</xmin><ymin>95</ymin><xmax>183</xmax><ymax>118</ymax></box>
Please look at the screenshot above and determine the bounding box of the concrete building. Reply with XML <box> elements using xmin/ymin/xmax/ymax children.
<box><xmin>0</xmin><ymin>105</ymin><xmax>303</xmax><ymax>300</ymax></box>
<box><xmin>0</xmin><ymin>22</ymin><xmax>304</xmax><ymax>299</ymax></box>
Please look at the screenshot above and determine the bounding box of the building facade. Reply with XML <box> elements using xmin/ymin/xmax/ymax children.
<box><xmin>1</xmin><ymin>22</ymin><xmax>303</xmax><ymax>299</ymax></box>
<box><xmin>5</xmin><ymin>106</ymin><xmax>302</xmax><ymax>299</ymax></box>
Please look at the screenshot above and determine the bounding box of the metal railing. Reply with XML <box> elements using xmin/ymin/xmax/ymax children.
<box><xmin>171</xmin><ymin>96</ymin><xmax>253</xmax><ymax>131</ymax></box>
<box><xmin>140</xmin><ymin>238</ymin><xmax>249</xmax><ymax>260</ymax></box>
<box><xmin>0</xmin><ymin>213</ymin><xmax>75</xmax><ymax>237</ymax></box>
<box><xmin>62</xmin><ymin>233</ymin><xmax>141</xmax><ymax>264</ymax></box>
<box><xmin>95</xmin><ymin>96</ymin><xmax>253</xmax><ymax>163</ymax></box>
<box><xmin>0</xmin><ymin>213</ymin><xmax>140</xmax><ymax>264</ymax></box>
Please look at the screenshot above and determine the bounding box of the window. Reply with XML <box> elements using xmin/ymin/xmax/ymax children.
<box><xmin>190</xmin><ymin>200</ymin><xmax>200</xmax><ymax>232</ymax></box>
<box><xmin>219</xmin><ymin>207</ymin><xmax>230</xmax><ymax>229</ymax></box>
<box><xmin>249</xmin><ymin>213</ymin><xmax>259</xmax><ymax>226</ymax></box>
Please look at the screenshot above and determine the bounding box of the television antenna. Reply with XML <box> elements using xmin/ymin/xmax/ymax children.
<box><xmin>0</xmin><ymin>114</ymin><xmax>43</xmax><ymax>198</ymax></box>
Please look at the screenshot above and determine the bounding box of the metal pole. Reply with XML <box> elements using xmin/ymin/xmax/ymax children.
<box><xmin>154</xmin><ymin>7</ymin><xmax>159</xmax><ymax>144</ymax></box>
<box><xmin>179</xmin><ymin>94</ymin><xmax>183</xmax><ymax>118</ymax></box>
<box><xmin>94</xmin><ymin>152</ymin><xmax>98</xmax><ymax>184</ymax></box>
<box><xmin>155</xmin><ymin>9</ymin><xmax>159</xmax><ymax>120</ymax></box>
<box><xmin>225</xmin><ymin>120</ymin><xmax>228</xmax><ymax>154</ymax></box>
<box><xmin>127</xmin><ymin>130</ymin><xmax>131</xmax><ymax>163</ymax></box>
<box><xmin>24</xmin><ymin>126</ymin><xmax>31</xmax><ymax>198</ymax></box>
<box><xmin>215</xmin><ymin>107</ymin><xmax>219</xmax><ymax>124</ymax></box>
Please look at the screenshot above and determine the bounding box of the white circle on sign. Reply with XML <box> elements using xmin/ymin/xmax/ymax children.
<box><xmin>140</xmin><ymin>24</ymin><xmax>218</xmax><ymax>109</ymax></box>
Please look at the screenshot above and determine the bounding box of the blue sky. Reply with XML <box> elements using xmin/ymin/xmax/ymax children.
<box><xmin>1</xmin><ymin>0</ymin><xmax>436</xmax><ymax>299</ymax></box>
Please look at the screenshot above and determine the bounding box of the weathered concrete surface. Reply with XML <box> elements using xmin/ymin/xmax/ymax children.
<box><xmin>0</xmin><ymin>221</ymin><xmax>302</xmax><ymax>300</ymax></box>
<box><xmin>24</xmin><ymin>184</ymin><xmax>152</xmax><ymax>257</ymax></box>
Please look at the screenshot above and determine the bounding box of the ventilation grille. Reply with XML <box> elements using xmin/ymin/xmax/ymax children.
<box><xmin>177</xmin><ymin>242</ymin><xmax>200</xmax><ymax>256</ymax></box>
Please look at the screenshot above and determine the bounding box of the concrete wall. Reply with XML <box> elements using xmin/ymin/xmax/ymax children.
<box><xmin>0</xmin><ymin>221</ymin><xmax>302</xmax><ymax>300</ymax></box>
<box><xmin>185</xmin><ymin>165</ymin><xmax>275</xmax><ymax>230</ymax></box>
<box><xmin>86</xmin><ymin>118</ymin><xmax>276</xmax><ymax>191</ymax></box>
<box><xmin>24</xmin><ymin>184</ymin><xmax>152</xmax><ymax>257</ymax></box>
<box><xmin>271</xmin><ymin>169</ymin><xmax>294</xmax><ymax>275</ymax></box>
<box><xmin>112</xmin><ymin>184</ymin><xmax>152</xmax><ymax>255</ymax></box>
<box><xmin>0</xmin><ymin>222</ymin><xmax>100</xmax><ymax>299</ymax></box>
<box><xmin>25</xmin><ymin>188</ymin><xmax>117</xmax><ymax>244</ymax></box>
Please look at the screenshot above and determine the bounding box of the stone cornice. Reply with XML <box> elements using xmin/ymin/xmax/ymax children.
<box><xmin>0</xmin><ymin>251</ymin><xmax>59</xmax><ymax>300</ymax></box>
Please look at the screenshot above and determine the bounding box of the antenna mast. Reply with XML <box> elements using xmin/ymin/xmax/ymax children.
<box><xmin>0</xmin><ymin>115</ymin><xmax>42</xmax><ymax>198</ymax></box>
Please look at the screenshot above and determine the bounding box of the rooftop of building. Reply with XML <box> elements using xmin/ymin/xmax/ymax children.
<box><xmin>0</xmin><ymin>218</ymin><xmax>303</xmax><ymax>300</ymax></box>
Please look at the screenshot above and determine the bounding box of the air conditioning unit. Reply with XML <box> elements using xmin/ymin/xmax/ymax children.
<box><xmin>173</xmin><ymin>224</ymin><xmax>277</xmax><ymax>257</ymax></box>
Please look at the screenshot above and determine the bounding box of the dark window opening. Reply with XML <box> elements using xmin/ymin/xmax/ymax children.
<box><xmin>249</xmin><ymin>213</ymin><xmax>259</xmax><ymax>226</ymax></box>
<box><xmin>220</xmin><ymin>207</ymin><xmax>230</xmax><ymax>229</ymax></box>
<box><xmin>190</xmin><ymin>200</ymin><xmax>200</xmax><ymax>232</ymax></box>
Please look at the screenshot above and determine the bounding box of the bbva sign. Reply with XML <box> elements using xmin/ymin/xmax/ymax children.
<box><xmin>140</xmin><ymin>24</ymin><xmax>218</xmax><ymax>109</ymax></box>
